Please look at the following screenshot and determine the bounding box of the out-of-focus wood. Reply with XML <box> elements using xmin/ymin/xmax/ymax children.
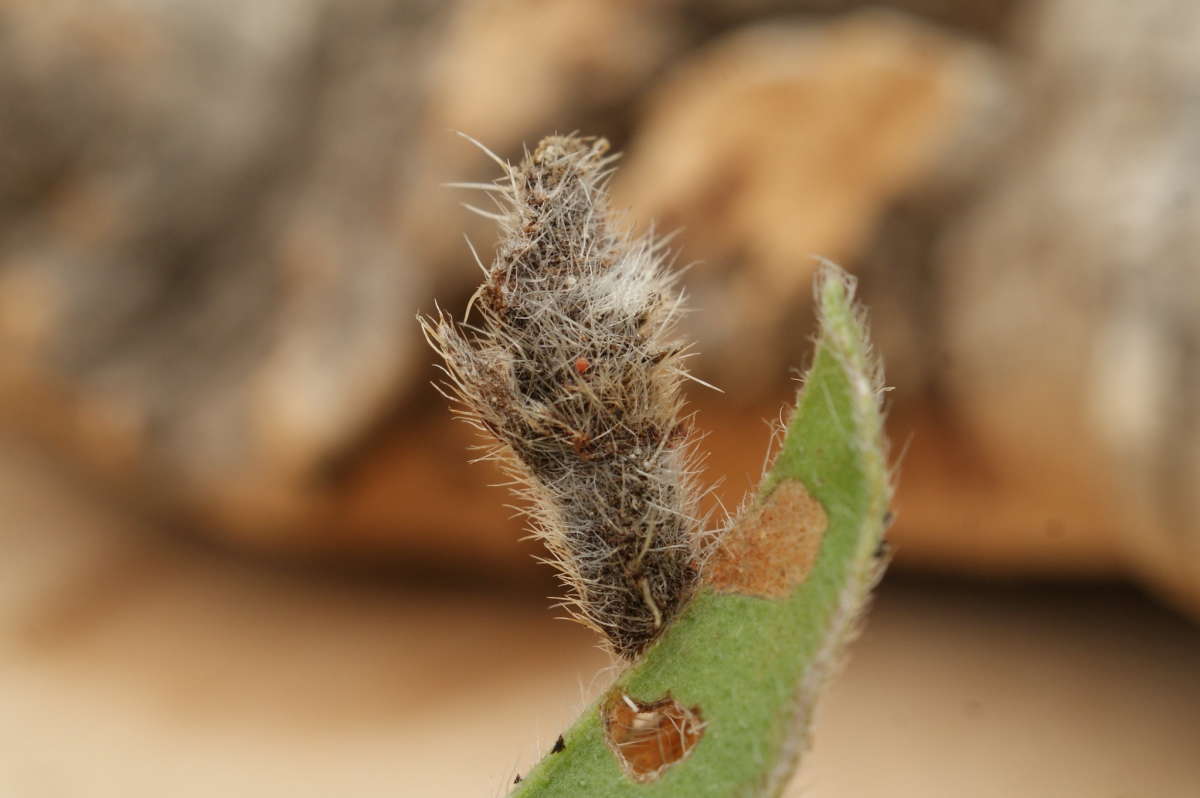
<box><xmin>1</xmin><ymin>0</ymin><xmax>1199</xmax><ymax>620</ymax></box>
<box><xmin>614</xmin><ymin>11</ymin><xmax>1009</xmax><ymax>393</ymax></box>
<box><xmin>0</xmin><ymin>0</ymin><xmax>441</xmax><ymax>537</ymax></box>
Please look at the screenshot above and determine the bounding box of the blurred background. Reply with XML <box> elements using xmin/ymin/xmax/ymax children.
<box><xmin>2</xmin><ymin>0</ymin><xmax>1199</xmax><ymax>795</ymax></box>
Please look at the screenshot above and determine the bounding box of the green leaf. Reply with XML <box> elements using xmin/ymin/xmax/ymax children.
<box><xmin>513</xmin><ymin>261</ymin><xmax>892</xmax><ymax>797</ymax></box>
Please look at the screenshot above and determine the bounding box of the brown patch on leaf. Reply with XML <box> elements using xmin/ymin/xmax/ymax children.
<box><xmin>706</xmin><ymin>480</ymin><xmax>828</xmax><ymax>598</ymax></box>
<box><xmin>603</xmin><ymin>691</ymin><xmax>705</xmax><ymax>782</ymax></box>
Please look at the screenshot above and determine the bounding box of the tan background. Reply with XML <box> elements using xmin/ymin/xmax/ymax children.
<box><xmin>4</xmin><ymin>434</ymin><xmax>1199</xmax><ymax>796</ymax></box>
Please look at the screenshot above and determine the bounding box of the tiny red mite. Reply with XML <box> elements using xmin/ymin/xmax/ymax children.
<box><xmin>574</xmin><ymin>357</ymin><xmax>591</xmax><ymax>375</ymax></box>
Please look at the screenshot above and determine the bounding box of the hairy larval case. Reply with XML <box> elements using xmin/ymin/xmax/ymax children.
<box><xmin>422</xmin><ymin>135</ymin><xmax>712</xmax><ymax>658</ymax></box>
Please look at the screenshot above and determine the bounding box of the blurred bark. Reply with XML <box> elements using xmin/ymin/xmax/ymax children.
<box><xmin>935</xmin><ymin>0</ymin><xmax>1200</xmax><ymax>613</ymax></box>
<box><xmin>612</xmin><ymin>11</ymin><xmax>1011</xmax><ymax>394</ymax></box>
<box><xmin>0</xmin><ymin>0</ymin><xmax>441</xmax><ymax>537</ymax></box>
<box><xmin>1</xmin><ymin>0</ymin><xmax>1198</xmax><ymax>619</ymax></box>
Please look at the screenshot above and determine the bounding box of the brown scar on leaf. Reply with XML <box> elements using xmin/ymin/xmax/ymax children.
<box><xmin>603</xmin><ymin>690</ymin><xmax>705</xmax><ymax>783</ymax></box>
<box><xmin>706</xmin><ymin>480</ymin><xmax>828</xmax><ymax>598</ymax></box>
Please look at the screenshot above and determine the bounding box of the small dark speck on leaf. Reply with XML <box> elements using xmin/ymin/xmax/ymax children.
<box><xmin>551</xmin><ymin>735</ymin><xmax>566</xmax><ymax>754</ymax></box>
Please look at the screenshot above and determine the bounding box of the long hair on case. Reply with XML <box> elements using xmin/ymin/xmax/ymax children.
<box><xmin>421</xmin><ymin>134</ymin><xmax>714</xmax><ymax>659</ymax></box>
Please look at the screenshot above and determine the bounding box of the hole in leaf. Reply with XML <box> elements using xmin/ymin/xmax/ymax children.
<box><xmin>603</xmin><ymin>690</ymin><xmax>705</xmax><ymax>782</ymax></box>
